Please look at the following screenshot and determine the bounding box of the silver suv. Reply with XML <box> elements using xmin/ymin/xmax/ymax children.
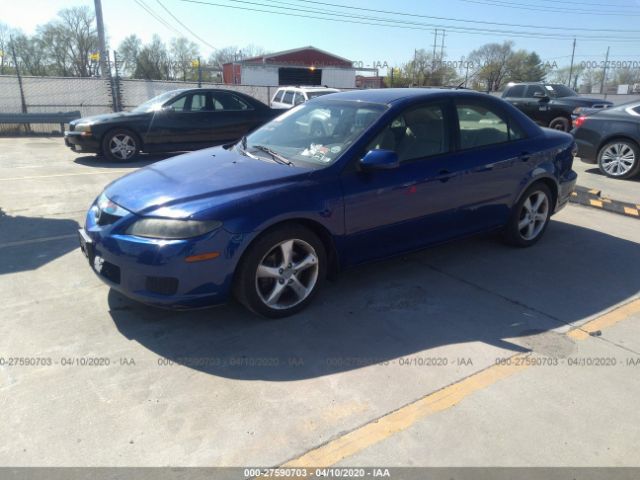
<box><xmin>270</xmin><ymin>86</ymin><xmax>340</xmax><ymax>109</ymax></box>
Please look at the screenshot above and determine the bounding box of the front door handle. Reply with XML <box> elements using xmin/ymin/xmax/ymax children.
<box><xmin>519</xmin><ymin>152</ymin><xmax>531</xmax><ymax>162</ymax></box>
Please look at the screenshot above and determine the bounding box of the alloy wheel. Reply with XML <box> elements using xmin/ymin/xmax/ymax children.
<box><xmin>518</xmin><ymin>190</ymin><xmax>549</xmax><ymax>241</ymax></box>
<box><xmin>255</xmin><ymin>238</ymin><xmax>319</xmax><ymax>310</ymax></box>
<box><xmin>109</xmin><ymin>134</ymin><xmax>137</xmax><ymax>160</ymax></box>
<box><xmin>600</xmin><ymin>143</ymin><xmax>636</xmax><ymax>176</ymax></box>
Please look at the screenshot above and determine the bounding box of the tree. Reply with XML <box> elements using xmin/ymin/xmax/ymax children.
<box><xmin>468</xmin><ymin>41</ymin><xmax>514</xmax><ymax>92</ymax></box>
<box><xmin>506</xmin><ymin>51</ymin><xmax>545</xmax><ymax>83</ymax></box>
<box><xmin>55</xmin><ymin>6</ymin><xmax>100</xmax><ymax>77</ymax></box>
<box><xmin>0</xmin><ymin>22</ymin><xmax>14</xmax><ymax>74</ymax></box>
<box><xmin>134</xmin><ymin>35</ymin><xmax>170</xmax><ymax>80</ymax></box>
<box><xmin>10</xmin><ymin>33</ymin><xmax>48</xmax><ymax>76</ymax></box>
<box><xmin>170</xmin><ymin>37</ymin><xmax>199</xmax><ymax>81</ymax></box>
<box><xmin>118</xmin><ymin>35</ymin><xmax>142</xmax><ymax>77</ymax></box>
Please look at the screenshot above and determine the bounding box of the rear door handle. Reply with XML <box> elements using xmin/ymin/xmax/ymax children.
<box><xmin>519</xmin><ymin>152</ymin><xmax>530</xmax><ymax>162</ymax></box>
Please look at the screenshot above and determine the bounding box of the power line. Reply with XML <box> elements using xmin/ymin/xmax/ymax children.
<box><xmin>133</xmin><ymin>0</ymin><xmax>184</xmax><ymax>37</ymax></box>
<box><xmin>155</xmin><ymin>0</ymin><xmax>217</xmax><ymax>50</ymax></box>
<box><xmin>272</xmin><ymin>0</ymin><xmax>640</xmax><ymax>33</ymax></box>
<box><xmin>457</xmin><ymin>0</ymin><xmax>640</xmax><ymax>16</ymax></box>
<box><xmin>526</xmin><ymin>0</ymin><xmax>640</xmax><ymax>7</ymax></box>
<box><xmin>180</xmin><ymin>0</ymin><xmax>640</xmax><ymax>42</ymax></box>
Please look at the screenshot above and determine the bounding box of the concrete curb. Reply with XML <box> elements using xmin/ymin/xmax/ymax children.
<box><xmin>570</xmin><ymin>185</ymin><xmax>640</xmax><ymax>219</ymax></box>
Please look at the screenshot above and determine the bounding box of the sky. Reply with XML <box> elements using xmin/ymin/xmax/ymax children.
<box><xmin>2</xmin><ymin>0</ymin><xmax>640</xmax><ymax>74</ymax></box>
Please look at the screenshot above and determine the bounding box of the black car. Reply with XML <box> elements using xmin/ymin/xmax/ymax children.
<box><xmin>572</xmin><ymin>101</ymin><xmax>640</xmax><ymax>179</ymax></box>
<box><xmin>64</xmin><ymin>88</ymin><xmax>279</xmax><ymax>161</ymax></box>
<box><xmin>502</xmin><ymin>83</ymin><xmax>612</xmax><ymax>132</ymax></box>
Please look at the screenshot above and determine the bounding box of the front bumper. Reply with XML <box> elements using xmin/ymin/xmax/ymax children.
<box><xmin>80</xmin><ymin>209</ymin><xmax>251</xmax><ymax>309</ymax></box>
<box><xmin>64</xmin><ymin>131</ymin><xmax>100</xmax><ymax>153</ymax></box>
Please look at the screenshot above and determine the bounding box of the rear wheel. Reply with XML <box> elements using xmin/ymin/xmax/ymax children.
<box><xmin>597</xmin><ymin>139</ymin><xmax>640</xmax><ymax>179</ymax></box>
<box><xmin>102</xmin><ymin>129</ymin><xmax>140</xmax><ymax>162</ymax></box>
<box><xmin>549</xmin><ymin>116</ymin><xmax>570</xmax><ymax>132</ymax></box>
<box><xmin>234</xmin><ymin>225</ymin><xmax>326</xmax><ymax>318</ymax></box>
<box><xmin>504</xmin><ymin>184</ymin><xmax>553</xmax><ymax>247</ymax></box>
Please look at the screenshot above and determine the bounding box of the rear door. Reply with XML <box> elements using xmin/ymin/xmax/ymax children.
<box><xmin>205</xmin><ymin>91</ymin><xmax>262</xmax><ymax>144</ymax></box>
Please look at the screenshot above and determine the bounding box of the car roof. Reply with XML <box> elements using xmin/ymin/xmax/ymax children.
<box><xmin>278</xmin><ymin>86</ymin><xmax>339</xmax><ymax>91</ymax></box>
<box><xmin>321</xmin><ymin>88</ymin><xmax>488</xmax><ymax>105</ymax></box>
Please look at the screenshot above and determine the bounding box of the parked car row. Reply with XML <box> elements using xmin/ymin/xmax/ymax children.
<box><xmin>78</xmin><ymin>88</ymin><xmax>577</xmax><ymax>317</ymax></box>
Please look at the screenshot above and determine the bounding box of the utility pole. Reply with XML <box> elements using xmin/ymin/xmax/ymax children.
<box><xmin>432</xmin><ymin>29</ymin><xmax>438</xmax><ymax>84</ymax></box>
<box><xmin>412</xmin><ymin>48</ymin><xmax>417</xmax><ymax>86</ymax></box>
<box><xmin>440</xmin><ymin>30</ymin><xmax>445</xmax><ymax>60</ymax></box>
<box><xmin>94</xmin><ymin>0</ymin><xmax>108</xmax><ymax>78</ymax></box>
<box><xmin>600</xmin><ymin>46</ymin><xmax>610</xmax><ymax>99</ymax></box>
<box><xmin>568</xmin><ymin>38</ymin><xmax>576</xmax><ymax>88</ymax></box>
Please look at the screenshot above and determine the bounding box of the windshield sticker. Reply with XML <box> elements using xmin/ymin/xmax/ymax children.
<box><xmin>545</xmin><ymin>85</ymin><xmax>554</xmax><ymax>91</ymax></box>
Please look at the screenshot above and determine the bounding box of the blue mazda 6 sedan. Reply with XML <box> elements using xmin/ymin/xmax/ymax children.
<box><xmin>79</xmin><ymin>88</ymin><xmax>577</xmax><ymax>317</ymax></box>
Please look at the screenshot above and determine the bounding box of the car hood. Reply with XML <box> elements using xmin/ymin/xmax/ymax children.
<box><xmin>71</xmin><ymin>111</ymin><xmax>144</xmax><ymax>125</ymax></box>
<box><xmin>104</xmin><ymin>147</ymin><xmax>311</xmax><ymax>217</ymax></box>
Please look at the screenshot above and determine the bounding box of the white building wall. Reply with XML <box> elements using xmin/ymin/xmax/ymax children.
<box><xmin>241</xmin><ymin>65</ymin><xmax>279</xmax><ymax>86</ymax></box>
<box><xmin>321</xmin><ymin>68</ymin><xmax>356</xmax><ymax>88</ymax></box>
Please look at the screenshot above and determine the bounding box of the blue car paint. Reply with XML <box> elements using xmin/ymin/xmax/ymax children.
<box><xmin>83</xmin><ymin>89</ymin><xmax>577</xmax><ymax>308</ymax></box>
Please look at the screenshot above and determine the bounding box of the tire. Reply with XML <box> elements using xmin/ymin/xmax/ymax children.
<box><xmin>504</xmin><ymin>183</ymin><xmax>553</xmax><ymax>247</ymax></box>
<box><xmin>548</xmin><ymin>116</ymin><xmax>570</xmax><ymax>132</ymax></box>
<box><xmin>597</xmin><ymin>139</ymin><xmax>640</xmax><ymax>179</ymax></box>
<box><xmin>233</xmin><ymin>225</ymin><xmax>326</xmax><ymax>318</ymax></box>
<box><xmin>102</xmin><ymin>129</ymin><xmax>140</xmax><ymax>162</ymax></box>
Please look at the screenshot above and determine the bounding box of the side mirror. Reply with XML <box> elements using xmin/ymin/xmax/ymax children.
<box><xmin>533</xmin><ymin>91</ymin><xmax>549</xmax><ymax>101</ymax></box>
<box><xmin>162</xmin><ymin>105</ymin><xmax>175</xmax><ymax>112</ymax></box>
<box><xmin>360</xmin><ymin>149</ymin><xmax>399</xmax><ymax>170</ymax></box>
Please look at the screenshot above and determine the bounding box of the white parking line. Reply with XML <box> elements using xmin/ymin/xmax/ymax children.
<box><xmin>0</xmin><ymin>234</ymin><xmax>77</xmax><ymax>249</ymax></box>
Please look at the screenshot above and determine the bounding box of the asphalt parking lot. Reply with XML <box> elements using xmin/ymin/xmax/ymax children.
<box><xmin>1</xmin><ymin>137</ymin><xmax>639</xmax><ymax>467</ymax></box>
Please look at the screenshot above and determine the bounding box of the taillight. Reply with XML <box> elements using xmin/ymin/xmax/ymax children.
<box><xmin>573</xmin><ymin>116</ymin><xmax>587</xmax><ymax>128</ymax></box>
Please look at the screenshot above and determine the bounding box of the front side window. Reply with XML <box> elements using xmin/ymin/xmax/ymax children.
<box><xmin>167</xmin><ymin>95</ymin><xmax>188</xmax><ymax>112</ymax></box>
<box><xmin>505</xmin><ymin>85</ymin><xmax>526</xmax><ymax>98</ymax></box>
<box><xmin>366</xmin><ymin>103</ymin><xmax>449</xmax><ymax>162</ymax></box>
<box><xmin>242</xmin><ymin>100</ymin><xmax>386</xmax><ymax>167</ymax></box>
<box><xmin>525</xmin><ymin>85</ymin><xmax>546</xmax><ymax>98</ymax></box>
<box><xmin>456</xmin><ymin>101</ymin><xmax>524</xmax><ymax>149</ymax></box>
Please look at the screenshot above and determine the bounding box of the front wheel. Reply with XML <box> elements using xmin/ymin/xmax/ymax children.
<box><xmin>234</xmin><ymin>225</ymin><xmax>326</xmax><ymax>318</ymax></box>
<box><xmin>504</xmin><ymin>184</ymin><xmax>553</xmax><ymax>247</ymax></box>
<box><xmin>102</xmin><ymin>129</ymin><xmax>140</xmax><ymax>162</ymax></box>
<box><xmin>597</xmin><ymin>139</ymin><xmax>640</xmax><ymax>179</ymax></box>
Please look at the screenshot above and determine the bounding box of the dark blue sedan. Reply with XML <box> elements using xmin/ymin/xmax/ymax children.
<box><xmin>79</xmin><ymin>89</ymin><xmax>577</xmax><ymax>317</ymax></box>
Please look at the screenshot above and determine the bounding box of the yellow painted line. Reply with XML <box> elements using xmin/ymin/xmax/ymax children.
<box><xmin>284</xmin><ymin>355</ymin><xmax>529</xmax><ymax>468</ymax></box>
<box><xmin>568</xmin><ymin>298</ymin><xmax>640</xmax><ymax>340</ymax></box>
<box><xmin>570</xmin><ymin>192</ymin><xmax>578</xmax><ymax>197</ymax></box>
<box><xmin>588</xmin><ymin>188</ymin><xmax>600</xmax><ymax>195</ymax></box>
<box><xmin>284</xmin><ymin>298</ymin><xmax>640</xmax><ymax>468</ymax></box>
<box><xmin>0</xmin><ymin>170</ymin><xmax>130</xmax><ymax>181</ymax></box>
<box><xmin>589</xmin><ymin>199</ymin><xmax>603</xmax><ymax>208</ymax></box>
<box><xmin>623</xmin><ymin>206</ymin><xmax>639</xmax><ymax>216</ymax></box>
<box><xmin>600</xmin><ymin>198</ymin><xmax>612</xmax><ymax>203</ymax></box>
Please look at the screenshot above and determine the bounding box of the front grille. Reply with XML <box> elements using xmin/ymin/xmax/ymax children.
<box><xmin>100</xmin><ymin>261</ymin><xmax>121</xmax><ymax>284</ymax></box>
<box><xmin>145</xmin><ymin>276</ymin><xmax>179</xmax><ymax>296</ymax></box>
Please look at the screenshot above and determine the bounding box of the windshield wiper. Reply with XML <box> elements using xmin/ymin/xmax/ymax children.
<box><xmin>251</xmin><ymin>145</ymin><xmax>293</xmax><ymax>166</ymax></box>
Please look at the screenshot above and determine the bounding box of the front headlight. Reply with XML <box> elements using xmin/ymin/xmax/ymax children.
<box><xmin>74</xmin><ymin>123</ymin><xmax>92</xmax><ymax>133</ymax></box>
<box><xmin>95</xmin><ymin>192</ymin><xmax>130</xmax><ymax>217</ymax></box>
<box><xmin>125</xmin><ymin>218</ymin><xmax>222</xmax><ymax>239</ymax></box>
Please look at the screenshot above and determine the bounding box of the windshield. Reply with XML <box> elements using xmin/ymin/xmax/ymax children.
<box><xmin>131</xmin><ymin>90</ymin><xmax>185</xmax><ymax>113</ymax></box>
<box><xmin>240</xmin><ymin>100</ymin><xmax>386</xmax><ymax>167</ymax></box>
<box><xmin>306</xmin><ymin>91</ymin><xmax>338</xmax><ymax>99</ymax></box>
<box><xmin>546</xmin><ymin>84</ymin><xmax>578</xmax><ymax>98</ymax></box>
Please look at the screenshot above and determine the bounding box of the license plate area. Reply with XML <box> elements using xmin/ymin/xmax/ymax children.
<box><xmin>78</xmin><ymin>228</ymin><xmax>94</xmax><ymax>262</ymax></box>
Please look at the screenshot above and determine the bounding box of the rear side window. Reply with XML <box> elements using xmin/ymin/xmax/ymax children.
<box><xmin>211</xmin><ymin>93</ymin><xmax>252</xmax><ymax>111</ymax></box>
<box><xmin>505</xmin><ymin>85</ymin><xmax>525</xmax><ymax>98</ymax></box>
<box><xmin>283</xmin><ymin>91</ymin><xmax>294</xmax><ymax>105</ymax></box>
<box><xmin>273</xmin><ymin>90</ymin><xmax>284</xmax><ymax>102</ymax></box>
<box><xmin>456</xmin><ymin>101</ymin><xmax>525</xmax><ymax>149</ymax></box>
